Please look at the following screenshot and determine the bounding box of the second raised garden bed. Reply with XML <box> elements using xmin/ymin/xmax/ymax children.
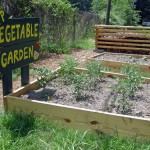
<box><xmin>88</xmin><ymin>52</ymin><xmax>150</xmax><ymax>74</ymax></box>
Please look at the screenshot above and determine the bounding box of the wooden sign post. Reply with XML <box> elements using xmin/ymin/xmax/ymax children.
<box><xmin>0</xmin><ymin>10</ymin><xmax>40</xmax><ymax>95</ymax></box>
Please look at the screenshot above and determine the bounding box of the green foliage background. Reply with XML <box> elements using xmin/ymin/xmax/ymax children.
<box><xmin>91</xmin><ymin>0</ymin><xmax>140</xmax><ymax>25</ymax></box>
<box><xmin>0</xmin><ymin>0</ymin><xmax>143</xmax><ymax>54</ymax></box>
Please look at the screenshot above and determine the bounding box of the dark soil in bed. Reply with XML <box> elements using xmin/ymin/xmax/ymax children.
<box><xmin>95</xmin><ymin>53</ymin><xmax>150</xmax><ymax>65</ymax></box>
<box><xmin>21</xmin><ymin>77</ymin><xmax>150</xmax><ymax>118</ymax></box>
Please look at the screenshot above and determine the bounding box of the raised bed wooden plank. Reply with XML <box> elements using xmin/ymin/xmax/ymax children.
<box><xmin>87</xmin><ymin>52</ymin><xmax>150</xmax><ymax>74</ymax></box>
<box><xmin>96</xmin><ymin>41</ymin><xmax>150</xmax><ymax>48</ymax></box>
<box><xmin>96</xmin><ymin>38</ymin><xmax>150</xmax><ymax>44</ymax></box>
<box><xmin>97</xmin><ymin>33</ymin><xmax>150</xmax><ymax>39</ymax></box>
<box><xmin>95</xmin><ymin>45</ymin><xmax>150</xmax><ymax>52</ymax></box>
<box><xmin>96</xmin><ymin>29</ymin><xmax>150</xmax><ymax>34</ymax></box>
<box><xmin>96</xmin><ymin>25</ymin><xmax>150</xmax><ymax>29</ymax></box>
<box><xmin>4</xmin><ymin>95</ymin><xmax>150</xmax><ymax>140</ymax></box>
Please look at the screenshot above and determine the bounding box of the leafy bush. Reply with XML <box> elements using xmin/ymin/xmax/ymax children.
<box><xmin>91</xmin><ymin>0</ymin><xmax>140</xmax><ymax>25</ymax></box>
<box><xmin>58</xmin><ymin>57</ymin><xmax>105</xmax><ymax>99</ymax></box>
<box><xmin>41</xmin><ymin>43</ymin><xmax>69</xmax><ymax>54</ymax></box>
<box><xmin>35</xmin><ymin>67</ymin><xmax>54</xmax><ymax>91</ymax></box>
<box><xmin>71</xmin><ymin>74</ymin><xmax>88</xmax><ymax>99</ymax></box>
<box><xmin>32</xmin><ymin>0</ymin><xmax>76</xmax><ymax>51</ymax></box>
<box><xmin>112</xmin><ymin>64</ymin><xmax>143</xmax><ymax>114</ymax></box>
<box><xmin>121</xmin><ymin>64</ymin><xmax>143</xmax><ymax>97</ymax></box>
<box><xmin>86</xmin><ymin>60</ymin><xmax>104</xmax><ymax>89</ymax></box>
<box><xmin>59</xmin><ymin>56</ymin><xmax>79</xmax><ymax>84</ymax></box>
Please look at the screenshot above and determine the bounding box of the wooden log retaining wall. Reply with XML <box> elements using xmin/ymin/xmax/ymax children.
<box><xmin>95</xmin><ymin>25</ymin><xmax>150</xmax><ymax>54</ymax></box>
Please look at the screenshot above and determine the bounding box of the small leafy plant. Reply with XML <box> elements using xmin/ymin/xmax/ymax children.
<box><xmin>58</xmin><ymin>56</ymin><xmax>88</xmax><ymax>99</ymax></box>
<box><xmin>86</xmin><ymin>60</ymin><xmax>104</xmax><ymax>90</ymax></box>
<box><xmin>35</xmin><ymin>67</ymin><xmax>54</xmax><ymax>94</ymax></box>
<box><xmin>112</xmin><ymin>77</ymin><xmax>133</xmax><ymax>114</ymax></box>
<box><xmin>59</xmin><ymin>55</ymin><xmax>78</xmax><ymax>84</ymax></box>
<box><xmin>121</xmin><ymin>64</ymin><xmax>143</xmax><ymax>97</ymax></box>
<box><xmin>71</xmin><ymin>74</ymin><xmax>88</xmax><ymax>100</ymax></box>
<box><xmin>112</xmin><ymin>64</ymin><xmax>143</xmax><ymax>114</ymax></box>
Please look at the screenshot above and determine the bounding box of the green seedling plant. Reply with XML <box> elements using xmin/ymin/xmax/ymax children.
<box><xmin>86</xmin><ymin>60</ymin><xmax>104</xmax><ymax>90</ymax></box>
<box><xmin>113</xmin><ymin>77</ymin><xmax>133</xmax><ymax>114</ymax></box>
<box><xmin>58</xmin><ymin>56</ymin><xmax>88</xmax><ymax>99</ymax></box>
<box><xmin>112</xmin><ymin>64</ymin><xmax>143</xmax><ymax>114</ymax></box>
<box><xmin>121</xmin><ymin>64</ymin><xmax>143</xmax><ymax>97</ymax></box>
<box><xmin>71</xmin><ymin>73</ymin><xmax>88</xmax><ymax>100</ymax></box>
<box><xmin>59</xmin><ymin>55</ymin><xmax>78</xmax><ymax>84</ymax></box>
<box><xmin>35</xmin><ymin>67</ymin><xmax>54</xmax><ymax>95</ymax></box>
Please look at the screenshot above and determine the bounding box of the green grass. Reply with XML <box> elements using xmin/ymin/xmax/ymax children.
<box><xmin>71</xmin><ymin>38</ymin><xmax>95</xmax><ymax>50</ymax></box>
<box><xmin>0</xmin><ymin>109</ymin><xmax>150</xmax><ymax>150</ymax></box>
<box><xmin>12</xmin><ymin>68</ymin><xmax>21</xmax><ymax>80</ymax></box>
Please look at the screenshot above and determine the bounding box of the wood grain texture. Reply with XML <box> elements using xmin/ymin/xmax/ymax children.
<box><xmin>96</xmin><ymin>45</ymin><xmax>150</xmax><ymax>52</ymax></box>
<box><xmin>95</xmin><ymin>25</ymin><xmax>150</xmax><ymax>53</ymax></box>
<box><xmin>88</xmin><ymin>58</ymin><xmax>150</xmax><ymax>74</ymax></box>
<box><xmin>96</xmin><ymin>25</ymin><xmax>150</xmax><ymax>29</ymax></box>
<box><xmin>97</xmin><ymin>33</ymin><xmax>150</xmax><ymax>38</ymax></box>
<box><xmin>96</xmin><ymin>38</ymin><xmax>150</xmax><ymax>44</ymax></box>
<box><xmin>96</xmin><ymin>41</ymin><xmax>150</xmax><ymax>48</ymax></box>
<box><xmin>4</xmin><ymin>96</ymin><xmax>150</xmax><ymax>140</ymax></box>
<box><xmin>96</xmin><ymin>29</ymin><xmax>150</xmax><ymax>33</ymax></box>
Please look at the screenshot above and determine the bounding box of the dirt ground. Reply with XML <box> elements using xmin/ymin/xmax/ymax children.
<box><xmin>21</xmin><ymin>77</ymin><xmax>150</xmax><ymax>118</ymax></box>
<box><xmin>0</xmin><ymin>49</ymin><xmax>98</xmax><ymax>106</ymax></box>
<box><xmin>95</xmin><ymin>53</ymin><xmax>150</xmax><ymax>65</ymax></box>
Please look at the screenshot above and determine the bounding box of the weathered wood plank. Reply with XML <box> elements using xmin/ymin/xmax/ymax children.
<box><xmin>97</xmin><ymin>33</ymin><xmax>150</xmax><ymax>39</ymax></box>
<box><xmin>96</xmin><ymin>38</ymin><xmax>150</xmax><ymax>44</ymax></box>
<box><xmin>95</xmin><ymin>25</ymin><xmax>150</xmax><ymax>53</ymax></box>
<box><xmin>96</xmin><ymin>25</ymin><xmax>150</xmax><ymax>29</ymax></box>
<box><xmin>96</xmin><ymin>29</ymin><xmax>150</xmax><ymax>33</ymax></box>
<box><xmin>96</xmin><ymin>45</ymin><xmax>150</xmax><ymax>52</ymax></box>
<box><xmin>96</xmin><ymin>41</ymin><xmax>150</xmax><ymax>48</ymax></box>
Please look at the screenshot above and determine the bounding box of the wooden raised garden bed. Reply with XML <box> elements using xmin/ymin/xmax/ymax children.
<box><xmin>95</xmin><ymin>25</ymin><xmax>150</xmax><ymax>54</ymax></box>
<box><xmin>87</xmin><ymin>52</ymin><xmax>150</xmax><ymax>74</ymax></box>
<box><xmin>3</xmin><ymin>68</ymin><xmax>150</xmax><ymax>140</ymax></box>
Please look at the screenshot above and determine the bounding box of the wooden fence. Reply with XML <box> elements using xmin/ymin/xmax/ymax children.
<box><xmin>95</xmin><ymin>25</ymin><xmax>150</xmax><ymax>54</ymax></box>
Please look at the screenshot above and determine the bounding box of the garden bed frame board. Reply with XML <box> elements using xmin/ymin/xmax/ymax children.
<box><xmin>87</xmin><ymin>52</ymin><xmax>150</xmax><ymax>74</ymax></box>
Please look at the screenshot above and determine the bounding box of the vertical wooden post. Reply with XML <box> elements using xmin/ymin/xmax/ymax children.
<box><xmin>21</xmin><ymin>65</ymin><xmax>29</xmax><ymax>86</ymax></box>
<box><xmin>72</xmin><ymin>11</ymin><xmax>76</xmax><ymax>41</ymax></box>
<box><xmin>2</xmin><ymin>71</ymin><xmax>12</xmax><ymax>96</ymax></box>
<box><xmin>106</xmin><ymin>0</ymin><xmax>111</xmax><ymax>25</ymax></box>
